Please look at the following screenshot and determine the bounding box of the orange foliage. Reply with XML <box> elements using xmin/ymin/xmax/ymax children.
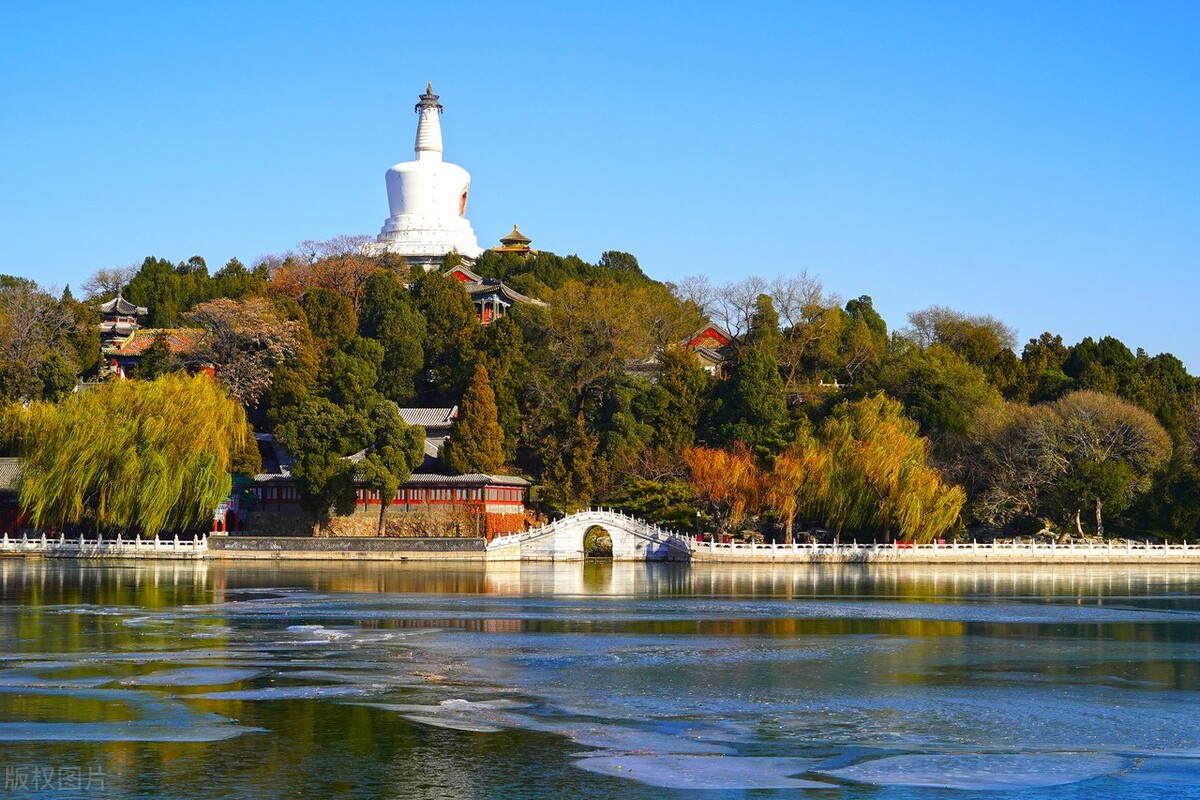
<box><xmin>685</xmin><ymin>442</ymin><xmax>762</xmax><ymax>533</ymax></box>
<box><xmin>270</xmin><ymin>255</ymin><xmax>383</xmax><ymax>312</ymax></box>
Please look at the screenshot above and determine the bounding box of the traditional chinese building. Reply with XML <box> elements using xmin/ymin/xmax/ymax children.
<box><xmin>445</xmin><ymin>264</ymin><xmax>546</xmax><ymax>325</ymax></box>
<box><xmin>360</xmin><ymin>84</ymin><xmax>483</xmax><ymax>270</ymax></box>
<box><xmin>98</xmin><ymin>295</ymin><xmax>147</xmax><ymax>348</ymax></box>
<box><xmin>104</xmin><ymin>328</ymin><xmax>206</xmax><ymax>379</ymax></box>
<box><xmin>0</xmin><ymin>458</ymin><xmax>23</xmax><ymax>537</ymax></box>
<box><xmin>627</xmin><ymin>323</ymin><xmax>736</xmax><ymax>380</ymax></box>
<box><xmin>492</xmin><ymin>225</ymin><xmax>536</xmax><ymax>256</ymax></box>
<box><xmin>683</xmin><ymin>323</ymin><xmax>734</xmax><ymax>377</ymax></box>
<box><xmin>250</xmin><ymin>408</ymin><xmax>532</xmax><ymax>538</ymax></box>
<box><xmin>97</xmin><ymin>295</ymin><xmax>205</xmax><ymax>378</ymax></box>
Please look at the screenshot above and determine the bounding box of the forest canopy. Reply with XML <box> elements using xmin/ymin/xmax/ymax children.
<box><xmin>3</xmin><ymin>238</ymin><xmax>1198</xmax><ymax>541</ymax></box>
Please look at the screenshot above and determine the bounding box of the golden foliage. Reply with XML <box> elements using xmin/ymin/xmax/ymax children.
<box><xmin>12</xmin><ymin>373</ymin><xmax>248</xmax><ymax>536</ymax></box>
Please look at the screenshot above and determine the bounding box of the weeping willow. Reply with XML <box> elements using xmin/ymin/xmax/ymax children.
<box><xmin>14</xmin><ymin>374</ymin><xmax>248</xmax><ymax>536</ymax></box>
<box><xmin>803</xmin><ymin>394</ymin><xmax>965</xmax><ymax>542</ymax></box>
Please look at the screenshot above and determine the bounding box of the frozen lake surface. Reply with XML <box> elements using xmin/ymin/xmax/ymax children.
<box><xmin>0</xmin><ymin>560</ymin><xmax>1197</xmax><ymax>798</ymax></box>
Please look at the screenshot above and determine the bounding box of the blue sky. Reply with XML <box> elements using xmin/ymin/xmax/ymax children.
<box><xmin>2</xmin><ymin>2</ymin><xmax>1198</xmax><ymax>367</ymax></box>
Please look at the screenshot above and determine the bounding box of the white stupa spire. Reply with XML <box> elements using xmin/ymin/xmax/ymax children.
<box><xmin>360</xmin><ymin>83</ymin><xmax>482</xmax><ymax>268</ymax></box>
<box><xmin>414</xmin><ymin>82</ymin><xmax>443</xmax><ymax>160</ymax></box>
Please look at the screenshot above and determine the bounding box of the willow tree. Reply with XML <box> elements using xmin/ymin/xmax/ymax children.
<box><xmin>685</xmin><ymin>442</ymin><xmax>762</xmax><ymax>534</ymax></box>
<box><xmin>14</xmin><ymin>373</ymin><xmax>248</xmax><ymax>536</ymax></box>
<box><xmin>805</xmin><ymin>394</ymin><xmax>965</xmax><ymax>542</ymax></box>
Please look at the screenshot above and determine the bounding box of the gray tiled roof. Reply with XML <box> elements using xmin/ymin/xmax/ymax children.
<box><xmin>397</xmin><ymin>407</ymin><xmax>458</xmax><ymax>429</ymax></box>
<box><xmin>0</xmin><ymin>458</ymin><xmax>22</xmax><ymax>493</ymax></box>
<box><xmin>404</xmin><ymin>473</ymin><xmax>530</xmax><ymax>487</ymax></box>
<box><xmin>98</xmin><ymin>296</ymin><xmax>147</xmax><ymax>316</ymax></box>
<box><xmin>463</xmin><ymin>280</ymin><xmax>546</xmax><ymax>307</ymax></box>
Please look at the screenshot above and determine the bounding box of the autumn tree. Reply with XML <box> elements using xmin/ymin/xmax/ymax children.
<box><xmin>763</xmin><ymin>430</ymin><xmax>828</xmax><ymax>543</ymax></box>
<box><xmin>685</xmin><ymin>442</ymin><xmax>762</xmax><ymax>535</ymax></box>
<box><xmin>804</xmin><ymin>394</ymin><xmax>965</xmax><ymax>541</ymax></box>
<box><xmin>183</xmin><ymin>297</ymin><xmax>298</xmax><ymax>406</ymax></box>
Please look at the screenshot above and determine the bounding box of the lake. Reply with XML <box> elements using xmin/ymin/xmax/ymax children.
<box><xmin>0</xmin><ymin>559</ymin><xmax>1197</xmax><ymax>798</ymax></box>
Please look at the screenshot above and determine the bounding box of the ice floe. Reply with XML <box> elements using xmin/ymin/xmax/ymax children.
<box><xmin>573</xmin><ymin>754</ymin><xmax>829</xmax><ymax>789</ymax></box>
<box><xmin>822</xmin><ymin>752</ymin><xmax>1128</xmax><ymax>789</ymax></box>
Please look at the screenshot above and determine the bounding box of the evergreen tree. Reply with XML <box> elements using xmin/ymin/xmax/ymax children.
<box><xmin>132</xmin><ymin>332</ymin><xmax>179</xmax><ymax>380</ymax></box>
<box><xmin>469</xmin><ymin>314</ymin><xmax>528</xmax><ymax>460</ymax></box>
<box><xmin>356</xmin><ymin>401</ymin><xmax>426</xmax><ymax>535</ymax></box>
<box><xmin>638</xmin><ymin>348</ymin><xmax>710</xmax><ymax>457</ymax></box>
<box><xmin>359</xmin><ymin>271</ymin><xmax>425</xmax><ymax>405</ymax></box>
<box><xmin>302</xmin><ymin>288</ymin><xmax>358</xmax><ymax>359</ymax></box>
<box><xmin>442</xmin><ymin>364</ymin><xmax>505</xmax><ymax>474</ymax></box>
<box><xmin>412</xmin><ymin>270</ymin><xmax>477</xmax><ymax>401</ymax></box>
<box><xmin>708</xmin><ymin>294</ymin><xmax>791</xmax><ymax>455</ymax></box>
<box><xmin>274</xmin><ymin>396</ymin><xmax>366</xmax><ymax>534</ymax></box>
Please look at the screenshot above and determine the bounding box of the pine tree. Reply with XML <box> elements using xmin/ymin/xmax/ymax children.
<box><xmin>708</xmin><ymin>294</ymin><xmax>791</xmax><ymax>455</ymax></box>
<box><xmin>441</xmin><ymin>364</ymin><xmax>505</xmax><ymax>475</ymax></box>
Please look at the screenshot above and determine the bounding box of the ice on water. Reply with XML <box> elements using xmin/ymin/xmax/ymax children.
<box><xmin>823</xmin><ymin>753</ymin><xmax>1129</xmax><ymax>789</ymax></box>
<box><xmin>574</xmin><ymin>754</ymin><xmax>829</xmax><ymax>789</ymax></box>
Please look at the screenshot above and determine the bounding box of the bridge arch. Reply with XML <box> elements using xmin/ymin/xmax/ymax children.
<box><xmin>583</xmin><ymin>525</ymin><xmax>613</xmax><ymax>557</ymax></box>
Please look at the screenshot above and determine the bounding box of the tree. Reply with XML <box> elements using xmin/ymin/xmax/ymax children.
<box><xmin>268</xmin><ymin>245</ymin><xmax>380</xmax><ymax>312</ymax></box>
<box><xmin>637</xmin><ymin>347</ymin><xmax>710</xmax><ymax>459</ymax></box>
<box><xmin>804</xmin><ymin>394</ymin><xmax>965</xmax><ymax>541</ymax></box>
<box><xmin>211</xmin><ymin>258</ymin><xmax>267</xmax><ymax>300</ymax></box>
<box><xmin>13</xmin><ymin>374</ymin><xmax>248</xmax><ymax>536</ymax></box>
<box><xmin>685</xmin><ymin>442</ymin><xmax>762</xmax><ymax>535</ymax></box>
<box><xmin>763</xmin><ymin>430</ymin><xmax>827</xmax><ymax>543</ymax></box>
<box><xmin>358</xmin><ymin>271</ymin><xmax>425</xmax><ymax>405</ymax></box>
<box><xmin>273</xmin><ymin>397</ymin><xmax>366</xmax><ymax>534</ymax></box>
<box><xmin>1047</xmin><ymin>390</ymin><xmax>1171</xmax><ymax>535</ymax></box>
<box><xmin>356</xmin><ymin>401</ymin><xmax>425</xmax><ymax>536</ymax></box>
<box><xmin>302</xmin><ymin>288</ymin><xmax>358</xmax><ymax>359</ymax></box>
<box><xmin>442</xmin><ymin>364</ymin><xmax>505</xmax><ymax>475</ymax></box>
<box><xmin>952</xmin><ymin>401</ymin><xmax>1066</xmax><ymax>527</ymax></box>
<box><xmin>904</xmin><ymin>305</ymin><xmax>1023</xmax><ymax>397</ymax></box>
<box><xmin>879</xmin><ymin>342</ymin><xmax>1002</xmax><ymax>441</ymax></box>
<box><xmin>707</xmin><ymin>295</ymin><xmax>791</xmax><ymax>455</ymax></box>
<box><xmin>468</xmin><ymin>314</ymin><xmax>528</xmax><ymax>460</ymax></box>
<box><xmin>82</xmin><ymin>265</ymin><xmax>136</xmax><ymax>299</ymax></box>
<box><xmin>183</xmin><ymin>298</ymin><xmax>298</xmax><ymax>406</ymax></box>
<box><xmin>262</xmin><ymin>297</ymin><xmax>319</xmax><ymax>422</ymax></box>
<box><xmin>131</xmin><ymin>332</ymin><xmax>181</xmax><ymax>380</ymax></box>
<box><xmin>412</xmin><ymin>270</ymin><xmax>478</xmax><ymax>400</ymax></box>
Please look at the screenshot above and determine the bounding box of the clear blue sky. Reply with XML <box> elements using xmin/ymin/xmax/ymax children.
<box><xmin>2</xmin><ymin>2</ymin><xmax>1198</xmax><ymax>367</ymax></box>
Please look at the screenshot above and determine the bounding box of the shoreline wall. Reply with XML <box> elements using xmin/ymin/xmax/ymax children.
<box><xmin>209</xmin><ymin>535</ymin><xmax>486</xmax><ymax>561</ymax></box>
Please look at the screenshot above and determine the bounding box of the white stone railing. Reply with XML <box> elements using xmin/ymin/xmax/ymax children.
<box><xmin>690</xmin><ymin>538</ymin><xmax>1200</xmax><ymax>558</ymax></box>
<box><xmin>0</xmin><ymin>532</ymin><xmax>209</xmax><ymax>558</ymax></box>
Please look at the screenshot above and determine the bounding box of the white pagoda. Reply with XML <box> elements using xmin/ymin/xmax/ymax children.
<box><xmin>360</xmin><ymin>83</ymin><xmax>483</xmax><ymax>269</ymax></box>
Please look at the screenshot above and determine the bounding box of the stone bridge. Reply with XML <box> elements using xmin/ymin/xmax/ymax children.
<box><xmin>487</xmin><ymin>509</ymin><xmax>692</xmax><ymax>561</ymax></box>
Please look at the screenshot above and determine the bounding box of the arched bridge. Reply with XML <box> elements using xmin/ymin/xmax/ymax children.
<box><xmin>487</xmin><ymin>509</ymin><xmax>692</xmax><ymax>561</ymax></box>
